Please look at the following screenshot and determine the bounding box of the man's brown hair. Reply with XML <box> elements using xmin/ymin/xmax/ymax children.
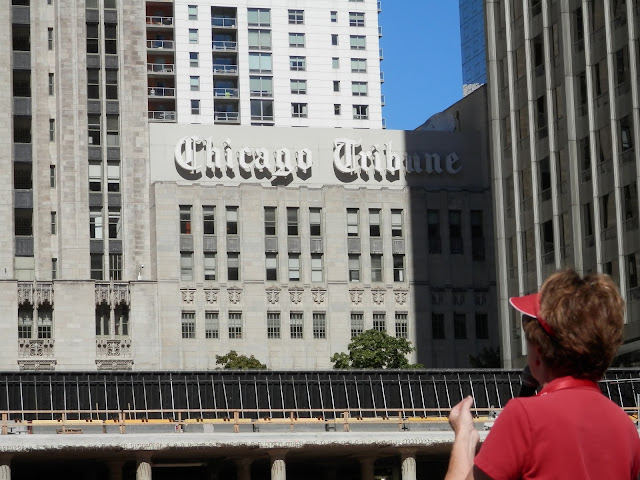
<box><xmin>523</xmin><ymin>269</ymin><xmax>624</xmax><ymax>381</ymax></box>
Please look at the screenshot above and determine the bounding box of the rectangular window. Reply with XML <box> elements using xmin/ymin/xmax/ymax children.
<box><xmin>348</xmin><ymin>254</ymin><xmax>360</xmax><ymax>281</ymax></box>
<box><xmin>180</xmin><ymin>205</ymin><xmax>192</xmax><ymax>234</ymax></box>
<box><xmin>88</xmin><ymin>114</ymin><xmax>101</xmax><ymax>145</ymax></box>
<box><xmin>228</xmin><ymin>312</ymin><xmax>242</xmax><ymax>338</ymax></box>
<box><xmin>266</xmin><ymin>252</ymin><xmax>278</xmax><ymax>281</ymax></box>
<box><xmin>311</xmin><ymin>254</ymin><xmax>323</xmax><ymax>282</ymax></box>
<box><xmin>289</xmin><ymin>33</ymin><xmax>305</xmax><ymax>48</ymax></box>
<box><xmin>287</xmin><ymin>208</ymin><xmax>299</xmax><ymax>235</ymax></box>
<box><xmin>248</xmin><ymin>29</ymin><xmax>272</xmax><ymax>50</ymax></box>
<box><xmin>313</xmin><ymin>312</ymin><xmax>326</xmax><ymax>339</ymax></box>
<box><xmin>393</xmin><ymin>255</ymin><xmax>405</xmax><ymax>282</ymax></box>
<box><xmin>289</xmin><ymin>56</ymin><xmax>306</xmax><ymax>71</ymax></box>
<box><xmin>106</xmin><ymin>114</ymin><xmax>119</xmax><ymax>145</ymax></box>
<box><xmin>350</xmin><ymin>35</ymin><xmax>366</xmax><ymax>50</ymax></box>
<box><xmin>620</xmin><ymin>115</ymin><xmax>634</xmax><ymax>152</ymax></box>
<box><xmin>475</xmin><ymin>313</ymin><xmax>489</xmax><ymax>339</ymax></box>
<box><xmin>49</xmin><ymin>119</ymin><xmax>55</xmax><ymax>141</ymax></box>
<box><xmin>109</xmin><ymin>253</ymin><xmax>122</xmax><ymax>281</ymax></box>
<box><xmin>330</xmin><ymin>11</ymin><xmax>337</xmax><ymax>22</ymax></box>
<box><xmin>226</xmin><ymin>206</ymin><xmax>238</xmax><ymax>234</ymax></box>
<box><xmin>50</xmin><ymin>212</ymin><xmax>56</xmax><ymax>235</ymax></box>
<box><xmin>249</xmin><ymin>53</ymin><xmax>273</xmax><ymax>73</ymax></box>
<box><xmin>50</xmin><ymin>165</ymin><xmax>56</xmax><ymax>188</ymax></box>
<box><xmin>181</xmin><ymin>311</ymin><xmax>196</xmax><ymax>339</ymax></box>
<box><xmin>188</xmin><ymin>4</ymin><xmax>197</xmax><ymax>20</ymax></box>
<box><xmin>189</xmin><ymin>29</ymin><xmax>198</xmax><ymax>43</ymax></box>
<box><xmin>203</xmin><ymin>206</ymin><xmax>215</xmax><ymax>234</ymax></box>
<box><xmin>90</xmin><ymin>208</ymin><xmax>103</xmax><ymax>239</ymax></box>
<box><xmin>104</xmin><ymin>24</ymin><xmax>117</xmax><ymax>55</ymax></box>
<box><xmin>432</xmin><ymin>313</ymin><xmax>445</xmax><ymax>339</ymax></box>
<box><xmin>190</xmin><ymin>76</ymin><xmax>200</xmax><ymax>91</ymax></box>
<box><xmin>228</xmin><ymin>253</ymin><xmax>240</xmax><ymax>281</ymax></box>
<box><xmin>288</xmin><ymin>254</ymin><xmax>300</xmax><ymax>281</ymax></box>
<box><xmin>37</xmin><ymin>308</ymin><xmax>53</xmax><ymax>339</ymax></box>
<box><xmin>205</xmin><ymin>311</ymin><xmax>219</xmax><ymax>338</ymax></box>
<box><xmin>347</xmin><ymin>208</ymin><xmax>359</xmax><ymax>236</ymax></box>
<box><xmin>454</xmin><ymin>313</ymin><xmax>467</xmax><ymax>339</ymax></box>
<box><xmin>290</xmin><ymin>312</ymin><xmax>304</xmax><ymax>339</ymax></box>
<box><xmin>371</xmin><ymin>254</ymin><xmax>383</xmax><ymax>282</ymax></box>
<box><xmin>91</xmin><ymin>253</ymin><xmax>103</xmax><ymax>280</ymax></box>
<box><xmin>86</xmin><ymin>24</ymin><xmax>99</xmax><ymax>54</ymax></box>
<box><xmin>289</xmin><ymin>9</ymin><xmax>304</xmax><ymax>24</ymax></box>
<box><xmin>191</xmin><ymin>99</ymin><xmax>200</xmax><ymax>115</ymax></box>
<box><xmin>334</xmin><ymin>104</ymin><xmax>341</xmax><ymax>115</ymax></box>
<box><xmin>52</xmin><ymin>258</ymin><xmax>57</xmax><ymax>280</ymax></box>
<box><xmin>310</xmin><ymin>208</ymin><xmax>321</xmax><ymax>236</ymax></box>
<box><xmin>353</xmin><ymin>104</ymin><xmax>368</xmax><ymax>120</ymax></box>
<box><xmin>428</xmin><ymin>210</ymin><xmax>441</xmax><ymax>254</ymax></box>
<box><xmin>180</xmin><ymin>252</ymin><xmax>193</xmax><ymax>281</ymax></box>
<box><xmin>264</xmin><ymin>207</ymin><xmax>277</xmax><ymax>235</ymax></box>
<box><xmin>350</xmin><ymin>313</ymin><xmax>364</xmax><ymax>338</ymax></box>
<box><xmin>391</xmin><ymin>210</ymin><xmax>403</xmax><ymax>237</ymax></box>
<box><xmin>449</xmin><ymin>210</ymin><xmax>463</xmax><ymax>254</ymax></box>
<box><xmin>291</xmin><ymin>79</ymin><xmax>307</xmax><ymax>94</ymax></box>
<box><xmin>369</xmin><ymin>209</ymin><xmax>381</xmax><ymax>236</ymax></box>
<box><xmin>189</xmin><ymin>52</ymin><xmax>199</xmax><ymax>67</ymax></box>
<box><xmin>395</xmin><ymin>313</ymin><xmax>408</xmax><ymax>339</ymax></box>
<box><xmin>204</xmin><ymin>252</ymin><xmax>216</xmax><ymax>281</ymax></box>
<box><xmin>87</xmin><ymin>69</ymin><xmax>100</xmax><ymax>99</ymax></box>
<box><xmin>333</xmin><ymin>80</ymin><xmax>340</xmax><ymax>92</ymax></box>
<box><xmin>331</xmin><ymin>34</ymin><xmax>339</xmax><ymax>46</ymax></box>
<box><xmin>292</xmin><ymin>103</ymin><xmax>308</xmax><ymax>118</ymax></box>
<box><xmin>351</xmin><ymin>58</ymin><xmax>367</xmax><ymax>73</ymax></box>
<box><xmin>349</xmin><ymin>12</ymin><xmax>365</xmax><ymax>27</ymax></box>
<box><xmin>18</xmin><ymin>306</ymin><xmax>33</xmax><ymax>339</ymax></box>
<box><xmin>267</xmin><ymin>312</ymin><xmax>281</xmax><ymax>339</ymax></box>
<box><xmin>373</xmin><ymin>313</ymin><xmax>386</xmax><ymax>332</ymax></box>
<box><xmin>352</xmin><ymin>82</ymin><xmax>368</xmax><ymax>96</ymax></box>
<box><xmin>250</xmin><ymin>76</ymin><xmax>273</xmax><ymax>97</ymax></box>
<box><xmin>248</xmin><ymin>8</ymin><xmax>271</xmax><ymax>27</ymax></box>
<box><xmin>48</xmin><ymin>73</ymin><xmax>54</xmax><ymax>95</ymax></box>
<box><xmin>107</xmin><ymin>162</ymin><xmax>120</xmax><ymax>192</ymax></box>
<box><xmin>332</xmin><ymin>57</ymin><xmax>339</xmax><ymax>69</ymax></box>
<box><xmin>471</xmin><ymin>210</ymin><xmax>485</xmax><ymax>260</ymax></box>
<box><xmin>48</xmin><ymin>27</ymin><xmax>54</xmax><ymax>50</ymax></box>
<box><xmin>108</xmin><ymin>208</ymin><xmax>121</xmax><ymax>239</ymax></box>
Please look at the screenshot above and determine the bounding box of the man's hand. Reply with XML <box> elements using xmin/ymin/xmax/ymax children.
<box><xmin>445</xmin><ymin>396</ymin><xmax>480</xmax><ymax>480</ymax></box>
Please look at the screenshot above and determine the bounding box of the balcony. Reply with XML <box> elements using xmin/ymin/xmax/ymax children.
<box><xmin>378</xmin><ymin>1</ymin><xmax>382</xmax><ymax>12</ymax></box>
<box><xmin>148</xmin><ymin>86</ymin><xmax>175</xmax><ymax>97</ymax></box>
<box><xmin>213</xmin><ymin>64</ymin><xmax>238</xmax><ymax>75</ymax></box>
<box><xmin>378</xmin><ymin>26</ymin><xmax>383</xmax><ymax>37</ymax></box>
<box><xmin>146</xmin><ymin>16</ymin><xmax>173</xmax><ymax>26</ymax></box>
<box><xmin>18</xmin><ymin>339</ymin><xmax>54</xmax><ymax>358</ymax></box>
<box><xmin>214</xmin><ymin>111</ymin><xmax>239</xmax><ymax>123</ymax></box>
<box><xmin>380</xmin><ymin>71</ymin><xmax>385</xmax><ymax>83</ymax></box>
<box><xmin>147</xmin><ymin>39</ymin><xmax>174</xmax><ymax>50</ymax></box>
<box><xmin>379</xmin><ymin>48</ymin><xmax>384</xmax><ymax>60</ymax></box>
<box><xmin>381</xmin><ymin>94</ymin><xmax>385</xmax><ymax>106</ymax></box>
<box><xmin>146</xmin><ymin>63</ymin><xmax>174</xmax><ymax>74</ymax></box>
<box><xmin>251</xmin><ymin>114</ymin><xmax>274</xmax><ymax>123</ymax></box>
<box><xmin>214</xmin><ymin>87</ymin><xmax>239</xmax><ymax>98</ymax></box>
<box><xmin>211</xmin><ymin>17</ymin><xmax>237</xmax><ymax>28</ymax></box>
<box><xmin>148</xmin><ymin>111</ymin><xmax>176</xmax><ymax>122</ymax></box>
<box><xmin>212</xmin><ymin>40</ymin><xmax>237</xmax><ymax>51</ymax></box>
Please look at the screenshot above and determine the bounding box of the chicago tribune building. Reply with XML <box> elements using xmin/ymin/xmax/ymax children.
<box><xmin>2</xmin><ymin>0</ymin><xmax>497</xmax><ymax>372</ymax></box>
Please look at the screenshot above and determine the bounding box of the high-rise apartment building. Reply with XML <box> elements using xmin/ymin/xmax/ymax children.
<box><xmin>459</xmin><ymin>0</ymin><xmax>487</xmax><ymax>96</ymax></box>
<box><xmin>2</xmin><ymin>0</ymin><xmax>497</xmax><ymax>372</ymax></box>
<box><xmin>485</xmin><ymin>0</ymin><xmax>640</xmax><ymax>366</ymax></box>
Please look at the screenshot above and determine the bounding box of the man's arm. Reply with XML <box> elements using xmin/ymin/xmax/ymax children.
<box><xmin>445</xmin><ymin>396</ymin><xmax>483</xmax><ymax>480</ymax></box>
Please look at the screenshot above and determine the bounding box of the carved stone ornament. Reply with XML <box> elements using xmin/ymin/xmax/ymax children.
<box><xmin>372</xmin><ymin>289</ymin><xmax>385</xmax><ymax>305</ymax></box>
<box><xmin>17</xmin><ymin>359</ymin><xmax>57</xmax><ymax>371</ymax></box>
<box><xmin>18</xmin><ymin>281</ymin><xmax>55</xmax><ymax>306</ymax></box>
<box><xmin>228</xmin><ymin>288</ymin><xmax>242</xmax><ymax>304</ymax></box>
<box><xmin>205</xmin><ymin>288</ymin><xmax>219</xmax><ymax>304</ymax></box>
<box><xmin>95</xmin><ymin>283</ymin><xmax>110</xmax><ymax>304</ymax></box>
<box><xmin>475</xmin><ymin>291</ymin><xmax>487</xmax><ymax>306</ymax></box>
<box><xmin>95</xmin><ymin>282</ymin><xmax>130</xmax><ymax>306</ymax></box>
<box><xmin>289</xmin><ymin>288</ymin><xmax>304</xmax><ymax>305</ymax></box>
<box><xmin>431</xmin><ymin>289</ymin><xmax>444</xmax><ymax>305</ymax></box>
<box><xmin>394</xmin><ymin>290</ymin><xmax>408</xmax><ymax>305</ymax></box>
<box><xmin>112</xmin><ymin>283</ymin><xmax>130</xmax><ymax>305</ymax></box>
<box><xmin>181</xmin><ymin>288</ymin><xmax>196</xmax><ymax>304</ymax></box>
<box><xmin>453</xmin><ymin>289</ymin><xmax>465</xmax><ymax>306</ymax></box>
<box><xmin>17</xmin><ymin>283</ymin><xmax>33</xmax><ymax>305</ymax></box>
<box><xmin>312</xmin><ymin>288</ymin><xmax>326</xmax><ymax>304</ymax></box>
<box><xmin>349</xmin><ymin>289</ymin><xmax>364</xmax><ymax>305</ymax></box>
<box><xmin>96</xmin><ymin>359</ymin><xmax>134</xmax><ymax>371</ymax></box>
<box><xmin>96</xmin><ymin>339</ymin><xmax>132</xmax><ymax>358</ymax></box>
<box><xmin>35</xmin><ymin>283</ymin><xmax>54</xmax><ymax>305</ymax></box>
<box><xmin>18</xmin><ymin>339</ymin><xmax>54</xmax><ymax>358</ymax></box>
<box><xmin>266</xmin><ymin>288</ymin><xmax>280</xmax><ymax>305</ymax></box>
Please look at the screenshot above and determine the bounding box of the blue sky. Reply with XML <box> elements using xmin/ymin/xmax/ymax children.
<box><xmin>379</xmin><ymin>2</ymin><xmax>463</xmax><ymax>131</ymax></box>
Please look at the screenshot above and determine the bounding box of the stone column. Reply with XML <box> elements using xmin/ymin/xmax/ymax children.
<box><xmin>136</xmin><ymin>458</ymin><xmax>152</xmax><ymax>480</ymax></box>
<box><xmin>359</xmin><ymin>456</ymin><xmax>375</xmax><ymax>480</ymax></box>
<box><xmin>235</xmin><ymin>458</ymin><xmax>252</xmax><ymax>480</ymax></box>
<box><xmin>108</xmin><ymin>461</ymin><xmax>123</xmax><ymax>480</ymax></box>
<box><xmin>270</xmin><ymin>450</ymin><xmax>287</xmax><ymax>480</ymax></box>
<box><xmin>400</xmin><ymin>451</ymin><xmax>416</xmax><ymax>480</ymax></box>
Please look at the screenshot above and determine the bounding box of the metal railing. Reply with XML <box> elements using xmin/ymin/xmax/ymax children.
<box><xmin>250</xmin><ymin>89</ymin><xmax>272</xmax><ymax>98</ymax></box>
<box><xmin>212</xmin><ymin>40</ymin><xmax>237</xmax><ymax>50</ymax></box>
<box><xmin>147</xmin><ymin>63</ymin><xmax>174</xmax><ymax>73</ymax></box>
<box><xmin>213</xmin><ymin>64</ymin><xmax>238</xmax><ymax>74</ymax></box>
<box><xmin>211</xmin><ymin>17</ymin><xmax>237</xmax><ymax>28</ymax></box>
<box><xmin>146</xmin><ymin>16</ymin><xmax>173</xmax><ymax>26</ymax></box>
<box><xmin>147</xmin><ymin>39</ymin><xmax>174</xmax><ymax>49</ymax></box>
<box><xmin>214</xmin><ymin>111</ymin><xmax>239</xmax><ymax>122</ymax></box>
<box><xmin>148</xmin><ymin>111</ymin><xmax>176</xmax><ymax>122</ymax></box>
<box><xmin>214</xmin><ymin>87</ymin><xmax>239</xmax><ymax>98</ymax></box>
<box><xmin>148</xmin><ymin>86</ymin><xmax>175</xmax><ymax>97</ymax></box>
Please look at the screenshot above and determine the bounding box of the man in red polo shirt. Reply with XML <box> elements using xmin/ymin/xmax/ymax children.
<box><xmin>445</xmin><ymin>269</ymin><xmax>640</xmax><ymax>480</ymax></box>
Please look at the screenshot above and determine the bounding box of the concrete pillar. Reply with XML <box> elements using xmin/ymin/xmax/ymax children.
<box><xmin>270</xmin><ymin>450</ymin><xmax>287</xmax><ymax>480</ymax></box>
<box><xmin>235</xmin><ymin>458</ymin><xmax>252</xmax><ymax>480</ymax></box>
<box><xmin>400</xmin><ymin>452</ymin><xmax>416</xmax><ymax>480</ymax></box>
<box><xmin>136</xmin><ymin>459</ymin><xmax>152</xmax><ymax>480</ymax></box>
<box><xmin>359</xmin><ymin>457</ymin><xmax>375</xmax><ymax>480</ymax></box>
<box><xmin>108</xmin><ymin>461</ymin><xmax>123</xmax><ymax>480</ymax></box>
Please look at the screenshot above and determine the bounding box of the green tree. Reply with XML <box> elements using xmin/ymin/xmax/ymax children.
<box><xmin>468</xmin><ymin>346</ymin><xmax>501</xmax><ymax>368</ymax></box>
<box><xmin>215</xmin><ymin>350</ymin><xmax>267</xmax><ymax>370</ymax></box>
<box><xmin>331</xmin><ymin>329</ymin><xmax>423</xmax><ymax>369</ymax></box>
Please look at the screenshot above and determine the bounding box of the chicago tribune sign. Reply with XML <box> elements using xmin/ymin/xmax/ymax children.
<box><xmin>174</xmin><ymin>136</ymin><xmax>462</xmax><ymax>179</ymax></box>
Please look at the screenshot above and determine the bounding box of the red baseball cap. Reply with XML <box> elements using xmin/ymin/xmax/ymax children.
<box><xmin>509</xmin><ymin>293</ymin><xmax>556</xmax><ymax>337</ymax></box>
